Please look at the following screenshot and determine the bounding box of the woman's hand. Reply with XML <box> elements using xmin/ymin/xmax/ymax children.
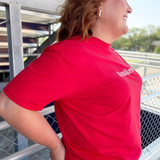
<box><xmin>50</xmin><ymin>141</ymin><xmax>65</xmax><ymax>160</ymax></box>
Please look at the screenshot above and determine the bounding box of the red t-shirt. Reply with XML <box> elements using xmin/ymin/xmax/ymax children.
<box><xmin>3</xmin><ymin>36</ymin><xmax>142</xmax><ymax>160</ymax></box>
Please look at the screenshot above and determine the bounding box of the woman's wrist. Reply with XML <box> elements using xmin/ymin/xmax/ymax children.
<box><xmin>50</xmin><ymin>140</ymin><xmax>62</xmax><ymax>151</ymax></box>
<box><xmin>50</xmin><ymin>140</ymin><xmax>65</xmax><ymax>159</ymax></box>
<box><xmin>50</xmin><ymin>140</ymin><xmax>65</xmax><ymax>160</ymax></box>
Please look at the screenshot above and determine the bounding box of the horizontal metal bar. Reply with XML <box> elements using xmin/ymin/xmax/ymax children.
<box><xmin>0</xmin><ymin>20</ymin><xmax>8</xmax><ymax>25</ymax></box>
<box><xmin>120</xmin><ymin>53</ymin><xmax>160</xmax><ymax>61</ymax></box>
<box><xmin>0</xmin><ymin>62</ymin><xmax>9</xmax><ymax>66</ymax></box>
<box><xmin>0</xmin><ymin>120</ymin><xmax>10</xmax><ymax>130</ymax></box>
<box><xmin>116</xmin><ymin>50</ymin><xmax>160</xmax><ymax>58</ymax></box>
<box><xmin>23</xmin><ymin>54</ymin><xmax>41</xmax><ymax>57</ymax></box>
<box><xmin>40</xmin><ymin>105</ymin><xmax>55</xmax><ymax>115</ymax></box>
<box><xmin>0</xmin><ymin>132</ymin><xmax>62</xmax><ymax>160</ymax></box>
<box><xmin>0</xmin><ymin>7</ymin><xmax>60</xmax><ymax>25</ymax></box>
<box><xmin>0</xmin><ymin>69</ymin><xmax>10</xmax><ymax>73</ymax></box>
<box><xmin>128</xmin><ymin>62</ymin><xmax>160</xmax><ymax>69</ymax></box>
<box><xmin>0</xmin><ymin>0</ymin><xmax>65</xmax><ymax>14</ymax></box>
<box><xmin>0</xmin><ymin>27</ymin><xmax>49</xmax><ymax>38</ymax></box>
<box><xmin>0</xmin><ymin>42</ymin><xmax>38</xmax><ymax>48</ymax></box>
<box><xmin>141</xmin><ymin>105</ymin><xmax>160</xmax><ymax>117</ymax></box>
<box><xmin>140</xmin><ymin>137</ymin><xmax>160</xmax><ymax>160</ymax></box>
<box><xmin>0</xmin><ymin>105</ymin><xmax>55</xmax><ymax>131</ymax></box>
<box><xmin>0</xmin><ymin>54</ymin><xmax>9</xmax><ymax>58</ymax></box>
<box><xmin>0</xmin><ymin>54</ymin><xmax>40</xmax><ymax>58</ymax></box>
<box><xmin>0</xmin><ymin>143</ymin><xmax>46</xmax><ymax>160</ymax></box>
<box><xmin>141</xmin><ymin>91</ymin><xmax>160</xmax><ymax>103</ymax></box>
<box><xmin>142</xmin><ymin>73</ymin><xmax>160</xmax><ymax>82</ymax></box>
<box><xmin>122</xmin><ymin>56</ymin><xmax>160</xmax><ymax>63</ymax></box>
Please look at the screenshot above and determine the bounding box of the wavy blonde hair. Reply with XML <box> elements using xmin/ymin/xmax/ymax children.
<box><xmin>57</xmin><ymin>0</ymin><xmax>104</xmax><ymax>42</ymax></box>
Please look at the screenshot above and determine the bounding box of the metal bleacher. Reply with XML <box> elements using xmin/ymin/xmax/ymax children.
<box><xmin>0</xmin><ymin>1</ymin><xmax>63</xmax><ymax>89</ymax></box>
<box><xmin>0</xmin><ymin>1</ymin><xmax>64</xmax><ymax>159</ymax></box>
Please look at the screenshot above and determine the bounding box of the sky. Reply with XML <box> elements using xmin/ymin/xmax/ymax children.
<box><xmin>127</xmin><ymin>0</ymin><xmax>160</xmax><ymax>29</ymax></box>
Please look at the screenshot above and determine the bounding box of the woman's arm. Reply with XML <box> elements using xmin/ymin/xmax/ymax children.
<box><xmin>0</xmin><ymin>91</ymin><xmax>65</xmax><ymax>159</ymax></box>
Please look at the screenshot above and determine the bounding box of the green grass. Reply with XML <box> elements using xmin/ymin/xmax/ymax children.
<box><xmin>125</xmin><ymin>59</ymin><xmax>143</xmax><ymax>63</ymax></box>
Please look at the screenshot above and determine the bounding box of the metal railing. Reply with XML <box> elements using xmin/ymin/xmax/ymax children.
<box><xmin>140</xmin><ymin>72</ymin><xmax>160</xmax><ymax>160</ymax></box>
<box><xmin>0</xmin><ymin>144</ymin><xmax>46</xmax><ymax>160</ymax></box>
<box><xmin>0</xmin><ymin>106</ymin><xmax>60</xmax><ymax>160</ymax></box>
<box><xmin>116</xmin><ymin>51</ymin><xmax>160</xmax><ymax>78</ymax></box>
<box><xmin>117</xmin><ymin>50</ymin><xmax>160</xmax><ymax>58</ymax></box>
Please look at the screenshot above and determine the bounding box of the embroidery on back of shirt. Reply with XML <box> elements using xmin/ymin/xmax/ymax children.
<box><xmin>116</xmin><ymin>68</ymin><xmax>135</xmax><ymax>77</ymax></box>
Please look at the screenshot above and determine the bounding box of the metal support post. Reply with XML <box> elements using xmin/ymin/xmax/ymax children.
<box><xmin>48</xmin><ymin>23</ymin><xmax>52</xmax><ymax>35</ymax></box>
<box><xmin>5</xmin><ymin>4</ymin><xmax>28</xmax><ymax>160</ymax></box>
<box><xmin>6</xmin><ymin>4</ymin><xmax>24</xmax><ymax>79</ymax></box>
<box><xmin>36</xmin><ymin>37</ymin><xmax>39</xmax><ymax>48</ymax></box>
<box><xmin>144</xmin><ymin>54</ymin><xmax>147</xmax><ymax>77</ymax></box>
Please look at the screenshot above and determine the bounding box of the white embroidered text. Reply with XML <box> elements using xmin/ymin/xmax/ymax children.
<box><xmin>116</xmin><ymin>68</ymin><xmax>135</xmax><ymax>77</ymax></box>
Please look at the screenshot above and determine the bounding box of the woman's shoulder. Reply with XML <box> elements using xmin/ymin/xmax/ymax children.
<box><xmin>48</xmin><ymin>36</ymin><xmax>86</xmax><ymax>52</ymax></box>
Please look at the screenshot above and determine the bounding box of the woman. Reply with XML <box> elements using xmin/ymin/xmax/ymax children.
<box><xmin>0</xmin><ymin>0</ymin><xmax>142</xmax><ymax>159</ymax></box>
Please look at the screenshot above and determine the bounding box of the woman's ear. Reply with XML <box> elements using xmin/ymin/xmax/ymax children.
<box><xmin>98</xmin><ymin>2</ymin><xmax>103</xmax><ymax>17</ymax></box>
<box><xmin>99</xmin><ymin>2</ymin><xmax>103</xmax><ymax>12</ymax></box>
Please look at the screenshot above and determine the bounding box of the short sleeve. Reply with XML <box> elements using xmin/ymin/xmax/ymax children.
<box><xmin>3</xmin><ymin>46</ymin><xmax>80</xmax><ymax>111</ymax></box>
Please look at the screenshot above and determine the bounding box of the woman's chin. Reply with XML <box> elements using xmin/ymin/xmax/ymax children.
<box><xmin>122</xmin><ymin>26</ymin><xmax>129</xmax><ymax>35</ymax></box>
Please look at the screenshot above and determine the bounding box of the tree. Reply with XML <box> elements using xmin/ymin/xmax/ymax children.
<box><xmin>111</xmin><ymin>25</ymin><xmax>160</xmax><ymax>53</ymax></box>
<box><xmin>147</xmin><ymin>25</ymin><xmax>158</xmax><ymax>52</ymax></box>
<box><xmin>156</xmin><ymin>27</ymin><xmax>160</xmax><ymax>39</ymax></box>
<box><xmin>111</xmin><ymin>36</ymin><xmax>127</xmax><ymax>50</ymax></box>
<box><xmin>154</xmin><ymin>46</ymin><xmax>160</xmax><ymax>54</ymax></box>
